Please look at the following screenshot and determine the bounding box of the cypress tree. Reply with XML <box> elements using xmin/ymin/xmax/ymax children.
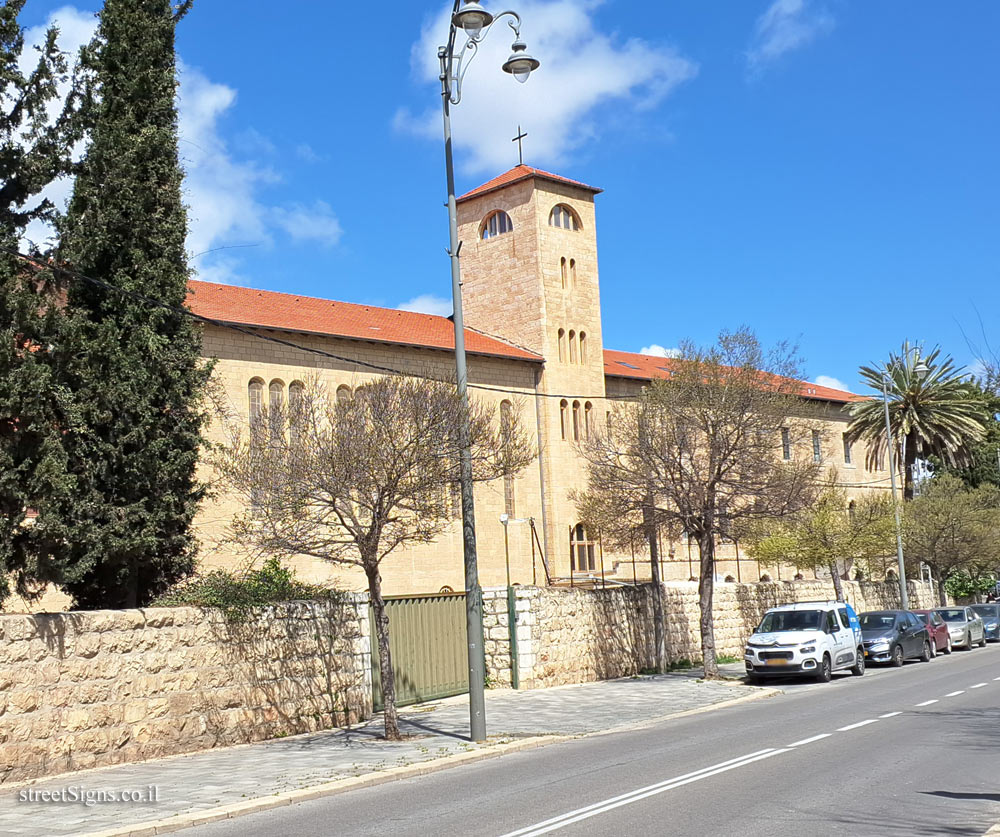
<box><xmin>57</xmin><ymin>0</ymin><xmax>208</xmax><ymax>608</ymax></box>
<box><xmin>0</xmin><ymin>1</ymin><xmax>84</xmax><ymax>604</ymax></box>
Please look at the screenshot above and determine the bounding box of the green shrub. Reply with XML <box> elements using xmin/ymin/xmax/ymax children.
<box><xmin>151</xmin><ymin>557</ymin><xmax>343</xmax><ymax>621</ymax></box>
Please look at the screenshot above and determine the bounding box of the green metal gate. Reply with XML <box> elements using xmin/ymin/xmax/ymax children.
<box><xmin>371</xmin><ymin>592</ymin><xmax>468</xmax><ymax>711</ymax></box>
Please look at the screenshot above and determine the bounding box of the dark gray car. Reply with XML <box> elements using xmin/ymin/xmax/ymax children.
<box><xmin>859</xmin><ymin>610</ymin><xmax>933</xmax><ymax>666</ymax></box>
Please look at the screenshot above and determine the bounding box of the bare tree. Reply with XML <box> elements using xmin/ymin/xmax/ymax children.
<box><xmin>213</xmin><ymin>375</ymin><xmax>534</xmax><ymax>739</ymax></box>
<box><xmin>903</xmin><ymin>474</ymin><xmax>1000</xmax><ymax>606</ymax></box>
<box><xmin>741</xmin><ymin>479</ymin><xmax>896</xmax><ymax>602</ymax></box>
<box><xmin>577</xmin><ymin>329</ymin><xmax>823</xmax><ymax>677</ymax></box>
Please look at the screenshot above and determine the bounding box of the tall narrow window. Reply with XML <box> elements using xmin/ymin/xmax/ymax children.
<box><xmin>481</xmin><ymin>210</ymin><xmax>513</xmax><ymax>239</ymax></box>
<box><xmin>560</xmin><ymin>400</ymin><xmax>568</xmax><ymax>440</ymax></box>
<box><xmin>560</xmin><ymin>257</ymin><xmax>568</xmax><ymax>289</ymax></box>
<box><xmin>848</xmin><ymin>500</ymin><xmax>857</xmax><ymax>524</ymax></box>
<box><xmin>572</xmin><ymin>400</ymin><xmax>581</xmax><ymax>441</ymax></box>
<box><xmin>570</xmin><ymin>258</ymin><xmax>577</xmax><ymax>286</ymax></box>
<box><xmin>584</xmin><ymin>401</ymin><xmax>593</xmax><ymax>440</ymax></box>
<box><xmin>248</xmin><ymin>378</ymin><xmax>264</xmax><ymax>428</ymax></box>
<box><xmin>269</xmin><ymin>380</ymin><xmax>285</xmax><ymax>440</ymax></box>
<box><xmin>500</xmin><ymin>401</ymin><xmax>515</xmax><ymax>516</ymax></box>
<box><xmin>842</xmin><ymin>433</ymin><xmax>852</xmax><ymax>465</ymax></box>
<box><xmin>288</xmin><ymin>381</ymin><xmax>305</xmax><ymax>450</ymax></box>
<box><xmin>558</xmin><ymin>328</ymin><xmax>566</xmax><ymax>362</ymax></box>
<box><xmin>812</xmin><ymin>429</ymin><xmax>822</xmax><ymax>463</ymax></box>
<box><xmin>568</xmin><ymin>330</ymin><xmax>577</xmax><ymax>363</ymax></box>
<box><xmin>579</xmin><ymin>331</ymin><xmax>587</xmax><ymax>363</ymax></box>
<box><xmin>570</xmin><ymin>524</ymin><xmax>596</xmax><ymax>572</ymax></box>
<box><xmin>781</xmin><ymin>428</ymin><xmax>791</xmax><ymax>461</ymax></box>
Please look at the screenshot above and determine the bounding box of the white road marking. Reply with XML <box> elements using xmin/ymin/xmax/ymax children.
<box><xmin>914</xmin><ymin>700</ymin><xmax>938</xmax><ymax>707</ymax></box>
<box><xmin>945</xmin><ymin>690</ymin><xmax>965</xmax><ymax>697</ymax></box>
<box><xmin>880</xmin><ymin>712</ymin><xmax>902</xmax><ymax>718</ymax></box>
<box><xmin>971</xmin><ymin>683</ymin><xmax>988</xmax><ymax>689</ymax></box>
<box><xmin>993</xmin><ymin>676</ymin><xmax>1000</xmax><ymax>681</ymax></box>
<box><xmin>500</xmin><ymin>749</ymin><xmax>789</xmax><ymax>837</ymax></box>
<box><xmin>838</xmin><ymin>719</ymin><xmax>879</xmax><ymax>731</ymax></box>
<box><xmin>787</xmin><ymin>733</ymin><xmax>832</xmax><ymax>747</ymax></box>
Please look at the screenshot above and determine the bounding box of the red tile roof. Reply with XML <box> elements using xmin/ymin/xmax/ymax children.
<box><xmin>457</xmin><ymin>165</ymin><xmax>602</xmax><ymax>203</ymax></box>
<box><xmin>603</xmin><ymin>349</ymin><xmax>863</xmax><ymax>404</ymax></box>
<box><xmin>185</xmin><ymin>280</ymin><xmax>542</xmax><ymax>362</ymax></box>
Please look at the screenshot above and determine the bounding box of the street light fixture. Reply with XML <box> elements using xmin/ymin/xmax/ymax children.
<box><xmin>438</xmin><ymin>0</ymin><xmax>539</xmax><ymax>743</ymax></box>
<box><xmin>881</xmin><ymin>348</ymin><xmax>929</xmax><ymax>610</ymax></box>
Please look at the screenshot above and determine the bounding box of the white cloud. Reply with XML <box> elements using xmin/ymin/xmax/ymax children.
<box><xmin>746</xmin><ymin>0</ymin><xmax>834</xmax><ymax>74</ymax></box>
<box><xmin>815</xmin><ymin>375</ymin><xmax>848</xmax><ymax>392</ymax></box>
<box><xmin>395</xmin><ymin>0</ymin><xmax>697</xmax><ymax>173</ymax></box>
<box><xmin>270</xmin><ymin>201</ymin><xmax>343</xmax><ymax>248</ymax></box>
<box><xmin>640</xmin><ymin>344</ymin><xmax>681</xmax><ymax>358</ymax></box>
<box><xmin>295</xmin><ymin>143</ymin><xmax>322</xmax><ymax>163</ymax></box>
<box><xmin>397</xmin><ymin>295</ymin><xmax>453</xmax><ymax>317</ymax></box>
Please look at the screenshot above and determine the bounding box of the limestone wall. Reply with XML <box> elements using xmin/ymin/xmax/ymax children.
<box><xmin>0</xmin><ymin>598</ymin><xmax>371</xmax><ymax>785</ymax></box>
<box><xmin>483</xmin><ymin>579</ymin><xmax>943</xmax><ymax>690</ymax></box>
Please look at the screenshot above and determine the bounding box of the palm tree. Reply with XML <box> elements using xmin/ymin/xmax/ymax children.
<box><xmin>848</xmin><ymin>342</ymin><xmax>988</xmax><ymax>500</ymax></box>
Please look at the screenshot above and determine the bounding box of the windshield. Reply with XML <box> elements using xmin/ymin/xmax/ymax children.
<box><xmin>937</xmin><ymin>609</ymin><xmax>967</xmax><ymax>623</ymax></box>
<box><xmin>971</xmin><ymin>605</ymin><xmax>998</xmax><ymax>618</ymax></box>
<box><xmin>758</xmin><ymin>610</ymin><xmax>823</xmax><ymax>633</ymax></box>
<box><xmin>859</xmin><ymin>613</ymin><xmax>896</xmax><ymax>631</ymax></box>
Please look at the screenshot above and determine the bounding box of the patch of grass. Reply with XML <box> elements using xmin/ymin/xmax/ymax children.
<box><xmin>717</xmin><ymin>654</ymin><xmax>741</xmax><ymax>664</ymax></box>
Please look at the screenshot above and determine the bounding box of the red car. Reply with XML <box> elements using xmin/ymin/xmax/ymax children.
<box><xmin>911</xmin><ymin>609</ymin><xmax>952</xmax><ymax>655</ymax></box>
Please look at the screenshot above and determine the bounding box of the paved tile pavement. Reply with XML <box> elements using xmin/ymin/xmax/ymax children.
<box><xmin>0</xmin><ymin>665</ymin><xmax>756</xmax><ymax>837</ymax></box>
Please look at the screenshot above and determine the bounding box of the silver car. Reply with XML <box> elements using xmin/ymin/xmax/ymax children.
<box><xmin>934</xmin><ymin>607</ymin><xmax>986</xmax><ymax>649</ymax></box>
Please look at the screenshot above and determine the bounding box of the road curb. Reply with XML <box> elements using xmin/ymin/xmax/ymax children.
<box><xmin>77</xmin><ymin>687</ymin><xmax>776</xmax><ymax>837</ymax></box>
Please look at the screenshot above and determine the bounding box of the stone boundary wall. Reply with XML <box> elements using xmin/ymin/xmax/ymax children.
<box><xmin>0</xmin><ymin>598</ymin><xmax>371</xmax><ymax>785</ymax></box>
<box><xmin>483</xmin><ymin>579</ymin><xmax>943</xmax><ymax>690</ymax></box>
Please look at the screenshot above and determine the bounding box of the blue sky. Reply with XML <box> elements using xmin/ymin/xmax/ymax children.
<box><xmin>20</xmin><ymin>1</ymin><xmax>1000</xmax><ymax>394</ymax></box>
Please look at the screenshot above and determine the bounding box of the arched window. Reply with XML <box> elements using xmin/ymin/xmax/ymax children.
<box><xmin>570</xmin><ymin>523</ymin><xmax>595</xmax><ymax>572</ymax></box>
<box><xmin>481</xmin><ymin>210</ymin><xmax>513</xmax><ymax>239</ymax></box>
<box><xmin>570</xmin><ymin>258</ymin><xmax>577</xmax><ymax>286</ymax></box>
<box><xmin>560</xmin><ymin>257</ymin><xmax>568</xmax><ymax>289</ymax></box>
<box><xmin>500</xmin><ymin>400</ymin><xmax>515</xmax><ymax>516</ymax></box>
<box><xmin>558</xmin><ymin>328</ymin><xmax>566</xmax><ymax>362</ymax></box>
<box><xmin>288</xmin><ymin>381</ymin><xmax>305</xmax><ymax>448</ymax></box>
<box><xmin>572</xmin><ymin>400</ymin><xmax>581</xmax><ymax>441</ymax></box>
<box><xmin>268</xmin><ymin>380</ymin><xmax>285</xmax><ymax>439</ymax></box>
<box><xmin>560</xmin><ymin>400</ymin><xmax>568</xmax><ymax>440</ymax></box>
<box><xmin>549</xmin><ymin>204</ymin><xmax>580</xmax><ymax>231</ymax></box>
<box><xmin>248</xmin><ymin>378</ymin><xmax>264</xmax><ymax>427</ymax></box>
<box><xmin>579</xmin><ymin>332</ymin><xmax>587</xmax><ymax>364</ymax></box>
<box><xmin>568</xmin><ymin>330</ymin><xmax>577</xmax><ymax>363</ymax></box>
<box><xmin>584</xmin><ymin>401</ymin><xmax>592</xmax><ymax>439</ymax></box>
<box><xmin>336</xmin><ymin>384</ymin><xmax>352</xmax><ymax>404</ymax></box>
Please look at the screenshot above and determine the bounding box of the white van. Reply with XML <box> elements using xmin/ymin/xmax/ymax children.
<box><xmin>745</xmin><ymin>602</ymin><xmax>866</xmax><ymax>684</ymax></box>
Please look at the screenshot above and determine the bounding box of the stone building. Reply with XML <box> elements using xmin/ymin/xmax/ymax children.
<box><xmin>182</xmin><ymin>164</ymin><xmax>890</xmax><ymax>597</ymax></box>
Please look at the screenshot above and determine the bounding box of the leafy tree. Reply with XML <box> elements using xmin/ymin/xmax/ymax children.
<box><xmin>944</xmin><ymin>569</ymin><xmax>997</xmax><ymax>603</ymax></box>
<box><xmin>903</xmin><ymin>474</ymin><xmax>1000</xmax><ymax>606</ymax></box>
<box><xmin>932</xmin><ymin>383</ymin><xmax>1000</xmax><ymax>490</ymax></box>
<box><xmin>576</xmin><ymin>329</ymin><xmax>822</xmax><ymax>677</ymax></box>
<box><xmin>0</xmin><ymin>0</ymin><xmax>85</xmax><ymax>604</ymax></box>
<box><xmin>847</xmin><ymin>342</ymin><xmax>988</xmax><ymax>500</ymax></box>
<box><xmin>213</xmin><ymin>376</ymin><xmax>534</xmax><ymax>740</ymax></box>
<box><xmin>53</xmin><ymin>0</ymin><xmax>208</xmax><ymax>608</ymax></box>
<box><xmin>741</xmin><ymin>482</ymin><xmax>896</xmax><ymax>602</ymax></box>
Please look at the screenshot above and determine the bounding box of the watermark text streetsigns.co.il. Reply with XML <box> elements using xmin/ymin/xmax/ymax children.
<box><xmin>17</xmin><ymin>786</ymin><xmax>160</xmax><ymax>806</ymax></box>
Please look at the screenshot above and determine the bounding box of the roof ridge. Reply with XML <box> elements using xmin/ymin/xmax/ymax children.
<box><xmin>465</xmin><ymin>324</ymin><xmax>537</xmax><ymax>357</ymax></box>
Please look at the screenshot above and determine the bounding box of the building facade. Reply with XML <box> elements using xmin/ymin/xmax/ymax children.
<box><xmin>189</xmin><ymin>165</ymin><xmax>888</xmax><ymax>596</ymax></box>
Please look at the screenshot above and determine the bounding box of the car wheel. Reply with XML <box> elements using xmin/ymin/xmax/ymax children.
<box><xmin>943</xmin><ymin>636</ymin><xmax>952</xmax><ymax>655</ymax></box>
<box><xmin>979</xmin><ymin>633</ymin><xmax>987</xmax><ymax>648</ymax></box>
<box><xmin>929</xmin><ymin>639</ymin><xmax>937</xmax><ymax>658</ymax></box>
<box><xmin>891</xmin><ymin>644</ymin><xmax>905</xmax><ymax>667</ymax></box>
<box><xmin>963</xmin><ymin>632</ymin><xmax>971</xmax><ymax>649</ymax></box>
<box><xmin>921</xmin><ymin>640</ymin><xmax>932</xmax><ymax>662</ymax></box>
<box><xmin>747</xmin><ymin>674</ymin><xmax>764</xmax><ymax>686</ymax></box>
<box><xmin>815</xmin><ymin>654</ymin><xmax>833</xmax><ymax>683</ymax></box>
<box><xmin>851</xmin><ymin>647</ymin><xmax>865</xmax><ymax>676</ymax></box>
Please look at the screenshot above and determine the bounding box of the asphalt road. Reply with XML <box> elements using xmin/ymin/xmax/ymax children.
<box><xmin>189</xmin><ymin>644</ymin><xmax>1000</xmax><ymax>837</ymax></box>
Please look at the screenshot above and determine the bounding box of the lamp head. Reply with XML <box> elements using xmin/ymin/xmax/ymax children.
<box><xmin>502</xmin><ymin>39</ymin><xmax>540</xmax><ymax>83</ymax></box>
<box><xmin>453</xmin><ymin>1</ymin><xmax>493</xmax><ymax>40</ymax></box>
<box><xmin>914</xmin><ymin>359</ymin><xmax>930</xmax><ymax>381</ymax></box>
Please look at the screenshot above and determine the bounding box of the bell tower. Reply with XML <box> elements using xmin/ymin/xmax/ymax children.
<box><xmin>456</xmin><ymin>165</ymin><xmax>607</xmax><ymax>578</ymax></box>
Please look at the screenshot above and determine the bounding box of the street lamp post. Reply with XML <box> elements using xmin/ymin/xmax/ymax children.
<box><xmin>881</xmin><ymin>352</ymin><xmax>930</xmax><ymax>609</ymax></box>
<box><xmin>439</xmin><ymin>0</ymin><xmax>539</xmax><ymax>743</ymax></box>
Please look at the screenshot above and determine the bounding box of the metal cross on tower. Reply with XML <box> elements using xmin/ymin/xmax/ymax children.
<box><xmin>512</xmin><ymin>125</ymin><xmax>527</xmax><ymax>165</ymax></box>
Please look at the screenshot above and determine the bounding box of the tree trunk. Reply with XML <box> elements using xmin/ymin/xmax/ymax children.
<box><xmin>366</xmin><ymin>561</ymin><xmax>400</xmax><ymax>741</ymax></box>
<box><xmin>937</xmin><ymin>576</ymin><xmax>948</xmax><ymax>608</ymax></box>
<box><xmin>829</xmin><ymin>560</ymin><xmax>845</xmax><ymax>602</ymax></box>
<box><xmin>697</xmin><ymin>529</ymin><xmax>719</xmax><ymax>679</ymax></box>
<box><xmin>643</xmin><ymin>502</ymin><xmax>667</xmax><ymax>673</ymax></box>
<box><xmin>903</xmin><ymin>431</ymin><xmax>918</xmax><ymax>501</ymax></box>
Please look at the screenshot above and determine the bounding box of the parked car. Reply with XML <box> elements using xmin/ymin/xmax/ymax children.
<box><xmin>969</xmin><ymin>604</ymin><xmax>1000</xmax><ymax>642</ymax></box>
<box><xmin>934</xmin><ymin>607</ymin><xmax>986</xmax><ymax>649</ymax></box>
<box><xmin>911</xmin><ymin>609</ymin><xmax>953</xmax><ymax>655</ymax></box>
<box><xmin>745</xmin><ymin>602</ymin><xmax>865</xmax><ymax>684</ymax></box>
<box><xmin>859</xmin><ymin>610</ymin><xmax>933</xmax><ymax>666</ymax></box>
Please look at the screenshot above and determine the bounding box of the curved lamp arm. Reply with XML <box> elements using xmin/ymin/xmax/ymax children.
<box><xmin>441</xmin><ymin>9</ymin><xmax>524</xmax><ymax>106</ymax></box>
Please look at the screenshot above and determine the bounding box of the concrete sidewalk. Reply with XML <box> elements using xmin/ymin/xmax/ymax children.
<box><xmin>0</xmin><ymin>665</ymin><xmax>763</xmax><ymax>837</ymax></box>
